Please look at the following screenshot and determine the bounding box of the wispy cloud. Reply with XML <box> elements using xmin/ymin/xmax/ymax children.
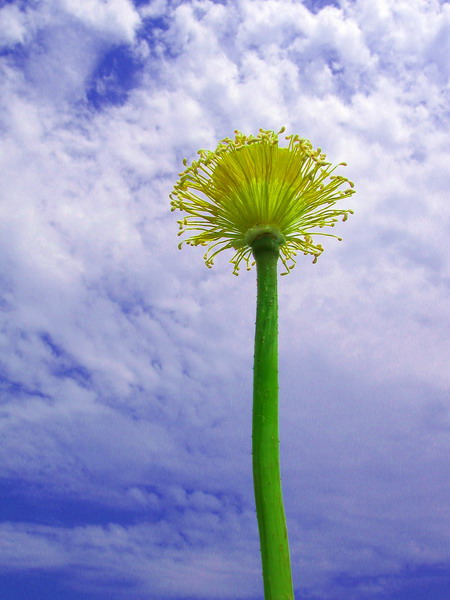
<box><xmin>1</xmin><ymin>0</ymin><xmax>449</xmax><ymax>598</ymax></box>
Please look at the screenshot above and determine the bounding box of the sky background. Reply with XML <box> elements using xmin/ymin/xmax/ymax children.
<box><xmin>0</xmin><ymin>0</ymin><xmax>449</xmax><ymax>599</ymax></box>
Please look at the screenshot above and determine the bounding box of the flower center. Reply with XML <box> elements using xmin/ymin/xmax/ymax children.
<box><xmin>245</xmin><ymin>225</ymin><xmax>286</xmax><ymax>246</ymax></box>
<box><xmin>210</xmin><ymin>144</ymin><xmax>301</xmax><ymax>231</ymax></box>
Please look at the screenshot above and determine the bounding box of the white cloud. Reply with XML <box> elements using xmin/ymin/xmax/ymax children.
<box><xmin>60</xmin><ymin>0</ymin><xmax>141</xmax><ymax>42</ymax></box>
<box><xmin>0</xmin><ymin>512</ymin><xmax>262</xmax><ymax>599</ymax></box>
<box><xmin>0</xmin><ymin>4</ymin><xmax>28</xmax><ymax>47</ymax></box>
<box><xmin>1</xmin><ymin>0</ymin><xmax>450</xmax><ymax>598</ymax></box>
<box><xmin>139</xmin><ymin>0</ymin><xmax>169</xmax><ymax>19</ymax></box>
<box><xmin>0</xmin><ymin>0</ymin><xmax>141</xmax><ymax>104</ymax></box>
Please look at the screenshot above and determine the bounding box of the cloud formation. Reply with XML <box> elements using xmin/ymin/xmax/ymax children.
<box><xmin>1</xmin><ymin>0</ymin><xmax>449</xmax><ymax>598</ymax></box>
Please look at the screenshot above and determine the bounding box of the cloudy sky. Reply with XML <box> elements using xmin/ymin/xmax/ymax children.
<box><xmin>1</xmin><ymin>0</ymin><xmax>449</xmax><ymax>598</ymax></box>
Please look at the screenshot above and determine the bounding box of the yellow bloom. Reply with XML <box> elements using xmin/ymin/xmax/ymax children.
<box><xmin>170</xmin><ymin>127</ymin><xmax>355</xmax><ymax>275</ymax></box>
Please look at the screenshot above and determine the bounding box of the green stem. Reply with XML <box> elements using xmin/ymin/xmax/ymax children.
<box><xmin>251</xmin><ymin>235</ymin><xmax>294</xmax><ymax>600</ymax></box>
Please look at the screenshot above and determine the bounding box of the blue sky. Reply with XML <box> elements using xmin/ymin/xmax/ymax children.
<box><xmin>0</xmin><ymin>0</ymin><xmax>450</xmax><ymax>598</ymax></box>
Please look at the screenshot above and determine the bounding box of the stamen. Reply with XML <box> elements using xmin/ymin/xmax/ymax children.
<box><xmin>170</xmin><ymin>129</ymin><xmax>355</xmax><ymax>274</ymax></box>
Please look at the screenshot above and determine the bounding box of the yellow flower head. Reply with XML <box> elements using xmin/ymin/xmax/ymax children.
<box><xmin>170</xmin><ymin>128</ymin><xmax>355</xmax><ymax>275</ymax></box>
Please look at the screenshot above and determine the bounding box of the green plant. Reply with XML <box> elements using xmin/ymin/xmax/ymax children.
<box><xmin>170</xmin><ymin>128</ymin><xmax>355</xmax><ymax>599</ymax></box>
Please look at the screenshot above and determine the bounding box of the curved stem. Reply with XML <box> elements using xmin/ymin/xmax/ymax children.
<box><xmin>251</xmin><ymin>235</ymin><xmax>294</xmax><ymax>600</ymax></box>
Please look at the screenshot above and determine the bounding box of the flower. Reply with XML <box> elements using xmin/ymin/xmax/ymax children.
<box><xmin>170</xmin><ymin>127</ymin><xmax>355</xmax><ymax>275</ymax></box>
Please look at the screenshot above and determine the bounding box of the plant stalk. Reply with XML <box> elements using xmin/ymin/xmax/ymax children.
<box><xmin>251</xmin><ymin>235</ymin><xmax>294</xmax><ymax>600</ymax></box>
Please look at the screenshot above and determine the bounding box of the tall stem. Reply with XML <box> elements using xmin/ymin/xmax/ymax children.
<box><xmin>251</xmin><ymin>235</ymin><xmax>294</xmax><ymax>600</ymax></box>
